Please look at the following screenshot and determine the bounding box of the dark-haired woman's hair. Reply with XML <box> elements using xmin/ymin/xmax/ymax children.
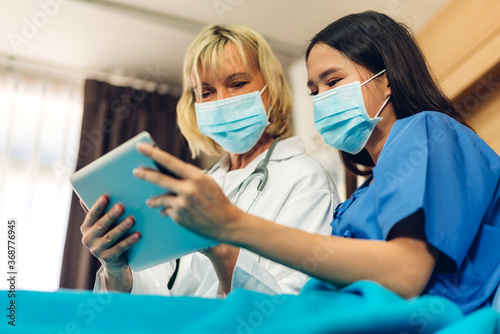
<box><xmin>306</xmin><ymin>11</ymin><xmax>466</xmax><ymax>176</ymax></box>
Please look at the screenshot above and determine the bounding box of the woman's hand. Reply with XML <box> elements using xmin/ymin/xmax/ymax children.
<box><xmin>133</xmin><ymin>143</ymin><xmax>244</xmax><ymax>243</ymax></box>
<box><xmin>199</xmin><ymin>244</ymin><xmax>241</xmax><ymax>295</ymax></box>
<box><xmin>80</xmin><ymin>195</ymin><xmax>141</xmax><ymax>292</ymax></box>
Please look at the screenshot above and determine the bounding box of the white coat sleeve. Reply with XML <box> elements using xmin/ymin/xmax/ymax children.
<box><xmin>93</xmin><ymin>261</ymin><xmax>176</xmax><ymax>295</ymax></box>
<box><xmin>231</xmin><ymin>187</ymin><xmax>335</xmax><ymax>295</ymax></box>
<box><xmin>93</xmin><ymin>253</ymin><xmax>212</xmax><ymax>296</ymax></box>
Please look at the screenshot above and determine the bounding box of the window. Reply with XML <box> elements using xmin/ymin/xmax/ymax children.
<box><xmin>0</xmin><ymin>70</ymin><xmax>83</xmax><ymax>291</ymax></box>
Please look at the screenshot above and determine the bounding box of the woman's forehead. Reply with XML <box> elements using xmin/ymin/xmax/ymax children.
<box><xmin>195</xmin><ymin>43</ymin><xmax>257</xmax><ymax>83</ymax></box>
<box><xmin>308</xmin><ymin>43</ymin><xmax>350</xmax><ymax>67</ymax></box>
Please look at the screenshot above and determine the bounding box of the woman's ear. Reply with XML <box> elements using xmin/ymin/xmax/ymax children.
<box><xmin>384</xmin><ymin>76</ymin><xmax>392</xmax><ymax>98</ymax></box>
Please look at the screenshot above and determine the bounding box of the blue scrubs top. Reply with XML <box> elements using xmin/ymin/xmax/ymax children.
<box><xmin>317</xmin><ymin>111</ymin><xmax>500</xmax><ymax>314</ymax></box>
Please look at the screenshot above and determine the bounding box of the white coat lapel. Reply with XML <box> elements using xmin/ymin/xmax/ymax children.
<box><xmin>208</xmin><ymin>137</ymin><xmax>305</xmax><ymax>202</ymax></box>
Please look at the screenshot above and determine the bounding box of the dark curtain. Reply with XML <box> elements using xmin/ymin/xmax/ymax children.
<box><xmin>59</xmin><ymin>80</ymin><xmax>198</xmax><ymax>290</ymax></box>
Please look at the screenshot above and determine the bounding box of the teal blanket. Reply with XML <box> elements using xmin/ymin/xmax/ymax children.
<box><xmin>1</xmin><ymin>281</ymin><xmax>499</xmax><ymax>333</ymax></box>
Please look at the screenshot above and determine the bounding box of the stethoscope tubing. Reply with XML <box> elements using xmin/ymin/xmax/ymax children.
<box><xmin>232</xmin><ymin>137</ymin><xmax>280</xmax><ymax>212</ymax></box>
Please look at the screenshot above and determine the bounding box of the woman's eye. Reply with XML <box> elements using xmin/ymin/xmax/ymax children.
<box><xmin>328</xmin><ymin>79</ymin><xmax>340</xmax><ymax>87</ymax></box>
<box><xmin>201</xmin><ymin>91</ymin><xmax>212</xmax><ymax>99</ymax></box>
<box><xmin>231</xmin><ymin>81</ymin><xmax>248</xmax><ymax>89</ymax></box>
<box><xmin>309</xmin><ymin>90</ymin><xmax>318</xmax><ymax>96</ymax></box>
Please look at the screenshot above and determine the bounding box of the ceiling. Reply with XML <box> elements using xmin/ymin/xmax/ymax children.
<box><xmin>0</xmin><ymin>0</ymin><xmax>451</xmax><ymax>88</ymax></box>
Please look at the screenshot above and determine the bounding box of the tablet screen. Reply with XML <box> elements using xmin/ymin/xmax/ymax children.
<box><xmin>70</xmin><ymin>131</ymin><xmax>218</xmax><ymax>271</ymax></box>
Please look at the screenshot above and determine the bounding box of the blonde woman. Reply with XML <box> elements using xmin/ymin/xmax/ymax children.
<box><xmin>83</xmin><ymin>24</ymin><xmax>339</xmax><ymax>297</ymax></box>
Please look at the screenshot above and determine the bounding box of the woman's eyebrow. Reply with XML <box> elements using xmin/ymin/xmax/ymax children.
<box><xmin>194</xmin><ymin>73</ymin><xmax>250</xmax><ymax>89</ymax></box>
<box><xmin>226</xmin><ymin>72</ymin><xmax>250</xmax><ymax>81</ymax></box>
<box><xmin>320</xmin><ymin>67</ymin><xmax>342</xmax><ymax>79</ymax></box>
<box><xmin>307</xmin><ymin>67</ymin><xmax>343</xmax><ymax>87</ymax></box>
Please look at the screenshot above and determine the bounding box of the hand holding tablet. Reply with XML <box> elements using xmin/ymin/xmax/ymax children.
<box><xmin>70</xmin><ymin>132</ymin><xmax>218</xmax><ymax>272</ymax></box>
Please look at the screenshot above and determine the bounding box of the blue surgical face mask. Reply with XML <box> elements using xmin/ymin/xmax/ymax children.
<box><xmin>313</xmin><ymin>69</ymin><xmax>390</xmax><ymax>154</ymax></box>
<box><xmin>195</xmin><ymin>85</ymin><xmax>269</xmax><ymax>154</ymax></box>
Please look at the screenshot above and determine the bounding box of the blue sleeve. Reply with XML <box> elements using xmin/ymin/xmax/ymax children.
<box><xmin>372</xmin><ymin>112</ymin><xmax>500</xmax><ymax>270</ymax></box>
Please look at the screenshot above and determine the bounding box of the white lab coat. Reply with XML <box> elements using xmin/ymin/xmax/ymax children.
<box><xmin>94</xmin><ymin>136</ymin><xmax>339</xmax><ymax>297</ymax></box>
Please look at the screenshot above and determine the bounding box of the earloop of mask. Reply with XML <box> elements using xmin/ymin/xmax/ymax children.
<box><xmin>360</xmin><ymin>69</ymin><xmax>390</xmax><ymax>119</ymax></box>
<box><xmin>374</xmin><ymin>95</ymin><xmax>391</xmax><ymax>118</ymax></box>
<box><xmin>260</xmin><ymin>85</ymin><xmax>271</xmax><ymax>119</ymax></box>
<box><xmin>361</xmin><ymin>69</ymin><xmax>387</xmax><ymax>87</ymax></box>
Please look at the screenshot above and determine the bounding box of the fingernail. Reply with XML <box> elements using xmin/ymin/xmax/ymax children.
<box><xmin>146</xmin><ymin>199</ymin><xmax>152</xmax><ymax>207</ymax></box>
<box><xmin>124</xmin><ymin>218</ymin><xmax>133</xmax><ymax>227</ymax></box>
<box><xmin>132</xmin><ymin>233</ymin><xmax>140</xmax><ymax>241</ymax></box>
<box><xmin>133</xmin><ymin>168</ymin><xmax>142</xmax><ymax>177</ymax></box>
<box><xmin>98</xmin><ymin>196</ymin><xmax>105</xmax><ymax>206</ymax></box>
<box><xmin>114</xmin><ymin>206</ymin><xmax>122</xmax><ymax>215</ymax></box>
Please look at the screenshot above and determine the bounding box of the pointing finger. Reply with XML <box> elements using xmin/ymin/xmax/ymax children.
<box><xmin>136</xmin><ymin>143</ymin><xmax>198</xmax><ymax>179</ymax></box>
<box><xmin>133</xmin><ymin>167</ymin><xmax>182</xmax><ymax>194</ymax></box>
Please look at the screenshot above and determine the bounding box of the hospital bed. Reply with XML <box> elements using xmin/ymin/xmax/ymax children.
<box><xmin>1</xmin><ymin>280</ymin><xmax>499</xmax><ymax>333</ymax></box>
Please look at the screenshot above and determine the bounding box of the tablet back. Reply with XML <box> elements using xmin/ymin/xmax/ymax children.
<box><xmin>69</xmin><ymin>132</ymin><xmax>218</xmax><ymax>271</ymax></box>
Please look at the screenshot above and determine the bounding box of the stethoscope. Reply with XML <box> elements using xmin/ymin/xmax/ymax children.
<box><xmin>205</xmin><ymin>136</ymin><xmax>280</xmax><ymax>213</ymax></box>
<box><xmin>167</xmin><ymin>137</ymin><xmax>280</xmax><ymax>290</ymax></box>
<box><xmin>232</xmin><ymin>136</ymin><xmax>280</xmax><ymax>213</ymax></box>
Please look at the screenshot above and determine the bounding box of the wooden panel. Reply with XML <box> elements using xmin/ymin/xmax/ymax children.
<box><xmin>464</xmin><ymin>68</ymin><xmax>500</xmax><ymax>154</ymax></box>
<box><xmin>417</xmin><ymin>0</ymin><xmax>500</xmax><ymax>81</ymax></box>
<box><xmin>441</xmin><ymin>29</ymin><xmax>500</xmax><ymax>99</ymax></box>
<box><xmin>417</xmin><ymin>0</ymin><xmax>500</xmax><ymax>153</ymax></box>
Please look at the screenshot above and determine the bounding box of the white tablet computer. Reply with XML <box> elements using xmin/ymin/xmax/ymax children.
<box><xmin>69</xmin><ymin>131</ymin><xmax>218</xmax><ymax>272</ymax></box>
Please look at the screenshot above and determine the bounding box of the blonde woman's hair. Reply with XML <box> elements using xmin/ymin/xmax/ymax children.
<box><xmin>177</xmin><ymin>24</ymin><xmax>293</xmax><ymax>157</ymax></box>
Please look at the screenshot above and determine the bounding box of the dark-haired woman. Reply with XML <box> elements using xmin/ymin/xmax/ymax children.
<box><xmin>134</xmin><ymin>11</ymin><xmax>500</xmax><ymax>315</ymax></box>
